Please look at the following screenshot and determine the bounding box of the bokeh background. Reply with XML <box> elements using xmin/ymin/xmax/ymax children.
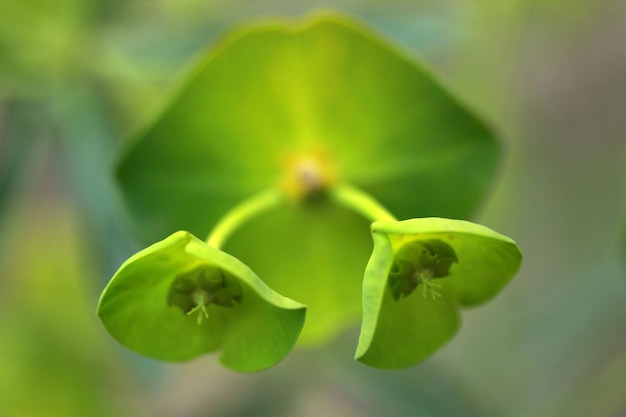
<box><xmin>1</xmin><ymin>0</ymin><xmax>625</xmax><ymax>416</ymax></box>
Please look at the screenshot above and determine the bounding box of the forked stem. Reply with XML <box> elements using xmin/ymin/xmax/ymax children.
<box><xmin>207</xmin><ymin>183</ymin><xmax>396</xmax><ymax>249</ymax></box>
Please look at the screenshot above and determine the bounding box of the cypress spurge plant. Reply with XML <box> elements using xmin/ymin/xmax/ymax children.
<box><xmin>98</xmin><ymin>13</ymin><xmax>522</xmax><ymax>371</ymax></box>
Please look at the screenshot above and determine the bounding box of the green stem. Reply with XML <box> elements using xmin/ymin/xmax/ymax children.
<box><xmin>207</xmin><ymin>188</ymin><xmax>283</xmax><ymax>249</ymax></box>
<box><xmin>330</xmin><ymin>183</ymin><xmax>397</xmax><ymax>223</ymax></box>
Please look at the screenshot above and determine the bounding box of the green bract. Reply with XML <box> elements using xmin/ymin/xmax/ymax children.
<box><xmin>97</xmin><ymin>231</ymin><xmax>306</xmax><ymax>372</ymax></box>
<box><xmin>116</xmin><ymin>13</ymin><xmax>500</xmax><ymax>345</ymax></box>
<box><xmin>356</xmin><ymin>218</ymin><xmax>522</xmax><ymax>369</ymax></box>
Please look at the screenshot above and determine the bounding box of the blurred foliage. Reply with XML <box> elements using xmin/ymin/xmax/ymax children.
<box><xmin>0</xmin><ymin>154</ymin><xmax>148</xmax><ymax>417</ymax></box>
<box><xmin>0</xmin><ymin>0</ymin><xmax>625</xmax><ymax>416</ymax></box>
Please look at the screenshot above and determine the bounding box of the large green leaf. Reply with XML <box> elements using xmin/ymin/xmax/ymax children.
<box><xmin>357</xmin><ymin>218</ymin><xmax>521</xmax><ymax>369</ymax></box>
<box><xmin>117</xmin><ymin>13</ymin><xmax>499</xmax><ymax>238</ymax></box>
<box><xmin>97</xmin><ymin>231</ymin><xmax>306</xmax><ymax>372</ymax></box>
<box><xmin>223</xmin><ymin>200</ymin><xmax>372</xmax><ymax>345</ymax></box>
<box><xmin>116</xmin><ymin>13</ymin><xmax>501</xmax><ymax>344</ymax></box>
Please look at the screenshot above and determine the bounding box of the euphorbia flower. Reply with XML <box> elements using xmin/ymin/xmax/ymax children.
<box><xmin>114</xmin><ymin>13</ymin><xmax>502</xmax><ymax>347</ymax></box>
<box><xmin>100</xmin><ymin>12</ymin><xmax>522</xmax><ymax>370</ymax></box>
<box><xmin>97</xmin><ymin>231</ymin><xmax>305</xmax><ymax>372</ymax></box>
<box><xmin>356</xmin><ymin>218</ymin><xmax>522</xmax><ymax>369</ymax></box>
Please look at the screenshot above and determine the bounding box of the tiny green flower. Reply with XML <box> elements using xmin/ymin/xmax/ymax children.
<box><xmin>167</xmin><ymin>265</ymin><xmax>243</xmax><ymax>325</ymax></box>
<box><xmin>97</xmin><ymin>231</ymin><xmax>306</xmax><ymax>372</ymax></box>
<box><xmin>388</xmin><ymin>239</ymin><xmax>458</xmax><ymax>301</ymax></box>
<box><xmin>356</xmin><ymin>218</ymin><xmax>522</xmax><ymax>369</ymax></box>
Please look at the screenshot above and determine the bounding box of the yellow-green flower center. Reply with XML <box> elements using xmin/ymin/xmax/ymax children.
<box><xmin>167</xmin><ymin>266</ymin><xmax>243</xmax><ymax>324</ymax></box>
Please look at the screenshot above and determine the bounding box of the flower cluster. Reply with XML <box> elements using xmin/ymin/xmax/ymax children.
<box><xmin>98</xmin><ymin>13</ymin><xmax>522</xmax><ymax>371</ymax></box>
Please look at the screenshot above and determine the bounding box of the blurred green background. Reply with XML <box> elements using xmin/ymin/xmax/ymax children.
<box><xmin>1</xmin><ymin>0</ymin><xmax>625</xmax><ymax>416</ymax></box>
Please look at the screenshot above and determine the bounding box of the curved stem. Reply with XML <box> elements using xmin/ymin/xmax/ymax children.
<box><xmin>206</xmin><ymin>188</ymin><xmax>283</xmax><ymax>249</ymax></box>
<box><xmin>329</xmin><ymin>183</ymin><xmax>397</xmax><ymax>223</ymax></box>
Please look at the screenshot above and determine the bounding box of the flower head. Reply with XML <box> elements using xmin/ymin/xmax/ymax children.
<box><xmin>97</xmin><ymin>231</ymin><xmax>305</xmax><ymax>372</ymax></box>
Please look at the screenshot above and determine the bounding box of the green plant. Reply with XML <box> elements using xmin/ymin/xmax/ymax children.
<box><xmin>97</xmin><ymin>12</ymin><xmax>522</xmax><ymax>372</ymax></box>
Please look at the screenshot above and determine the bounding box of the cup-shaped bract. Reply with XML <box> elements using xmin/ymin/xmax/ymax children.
<box><xmin>116</xmin><ymin>13</ymin><xmax>501</xmax><ymax>345</ymax></box>
<box><xmin>356</xmin><ymin>218</ymin><xmax>522</xmax><ymax>369</ymax></box>
<box><xmin>97</xmin><ymin>231</ymin><xmax>306</xmax><ymax>372</ymax></box>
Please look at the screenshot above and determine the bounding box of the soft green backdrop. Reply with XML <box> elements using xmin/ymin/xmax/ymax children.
<box><xmin>1</xmin><ymin>1</ymin><xmax>625</xmax><ymax>416</ymax></box>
